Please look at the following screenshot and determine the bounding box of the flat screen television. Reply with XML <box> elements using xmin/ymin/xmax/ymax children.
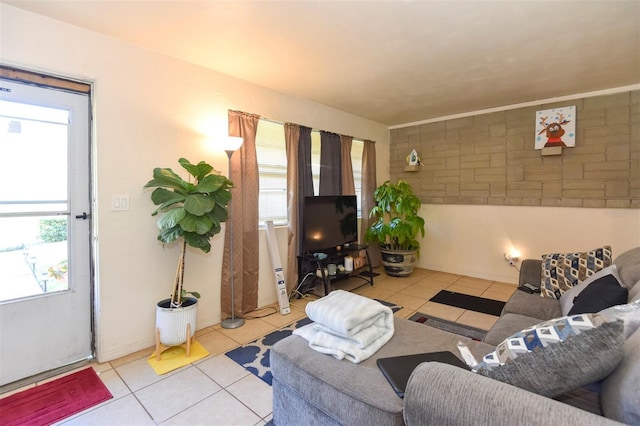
<box><xmin>302</xmin><ymin>195</ymin><xmax>358</xmax><ymax>253</ymax></box>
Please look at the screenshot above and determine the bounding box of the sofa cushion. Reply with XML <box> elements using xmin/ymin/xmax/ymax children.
<box><xmin>559</xmin><ymin>264</ymin><xmax>621</xmax><ymax>315</ymax></box>
<box><xmin>541</xmin><ymin>246</ymin><xmax>612</xmax><ymax>299</ymax></box>
<box><xmin>613</xmin><ymin>247</ymin><xmax>640</xmax><ymax>288</ymax></box>
<box><xmin>601</xmin><ymin>327</ymin><xmax>640</xmax><ymax>424</ymax></box>
<box><xmin>553</xmin><ymin>385</ymin><xmax>603</xmax><ymax>416</ymax></box>
<box><xmin>270</xmin><ymin>318</ymin><xmax>493</xmax><ymax>426</ymax></box>
<box><xmin>502</xmin><ymin>289</ymin><xmax>562</xmax><ymax>321</ymax></box>
<box><xmin>630</xmin><ymin>280</ymin><xmax>640</xmax><ymax>303</ymax></box>
<box><xmin>567</xmin><ymin>274</ymin><xmax>627</xmax><ymax>315</ymax></box>
<box><xmin>519</xmin><ymin>259</ymin><xmax>543</xmax><ymax>289</ymax></box>
<box><xmin>483</xmin><ymin>313</ymin><xmax>543</xmax><ymax>346</ymax></box>
<box><xmin>475</xmin><ymin>313</ymin><xmax>625</xmax><ymax>397</ymax></box>
<box><xmin>405</xmin><ymin>363</ymin><xmax>621</xmax><ymax>426</ymax></box>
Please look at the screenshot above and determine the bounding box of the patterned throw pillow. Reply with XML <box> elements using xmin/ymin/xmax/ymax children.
<box><xmin>474</xmin><ymin>313</ymin><xmax>624</xmax><ymax>397</ymax></box>
<box><xmin>540</xmin><ymin>246</ymin><xmax>612</xmax><ymax>299</ymax></box>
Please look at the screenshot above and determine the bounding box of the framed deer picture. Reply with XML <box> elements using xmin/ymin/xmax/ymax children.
<box><xmin>535</xmin><ymin>106</ymin><xmax>576</xmax><ymax>149</ymax></box>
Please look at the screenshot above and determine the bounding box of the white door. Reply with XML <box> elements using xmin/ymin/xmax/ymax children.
<box><xmin>0</xmin><ymin>78</ymin><xmax>92</xmax><ymax>386</ymax></box>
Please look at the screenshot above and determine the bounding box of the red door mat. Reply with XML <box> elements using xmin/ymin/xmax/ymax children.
<box><xmin>0</xmin><ymin>367</ymin><xmax>112</xmax><ymax>426</ymax></box>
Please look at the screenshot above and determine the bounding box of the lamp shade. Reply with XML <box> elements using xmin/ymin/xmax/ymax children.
<box><xmin>222</xmin><ymin>136</ymin><xmax>244</xmax><ymax>152</ymax></box>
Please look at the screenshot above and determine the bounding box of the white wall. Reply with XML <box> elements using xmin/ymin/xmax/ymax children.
<box><xmin>418</xmin><ymin>204</ymin><xmax>640</xmax><ymax>284</ymax></box>
<box><xmin>1</xmin><ymin>4</ymin><xmax>389</xmax><ymax>361</ymax></box>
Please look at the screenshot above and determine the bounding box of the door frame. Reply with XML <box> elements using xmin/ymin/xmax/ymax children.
<box><xmin>0</xmin><ymin>65</ymin><xmax>97</xmax><ymax>382</ymax></box>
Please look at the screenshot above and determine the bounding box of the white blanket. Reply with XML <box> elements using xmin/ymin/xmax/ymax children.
<box><xmin>293</xmin><ymin>290</ymin><xmax>394</xmax><ymax>363</ymax></box>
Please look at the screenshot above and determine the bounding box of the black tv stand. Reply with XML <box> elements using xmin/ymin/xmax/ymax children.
<box><xmin>297</xmin><ymin>244</ymin><xmax>374</xmax><ymax>297</ymax></box>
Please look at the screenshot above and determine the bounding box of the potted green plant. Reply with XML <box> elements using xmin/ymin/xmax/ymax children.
<box><xmin>144</xmin><ymin>158</ymin><xmax>233</xmax><ymax>355</ymax></box>
<box><xmin>364</xmin><ymin>179</ymin><xmax>425</xmax><ymax>277</ymax></box>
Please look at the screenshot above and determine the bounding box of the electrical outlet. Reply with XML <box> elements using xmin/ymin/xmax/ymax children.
<box><xmin>504</xmin><ymin>253</ymin><xmax>518</xmax><ymax>266</ymax></box>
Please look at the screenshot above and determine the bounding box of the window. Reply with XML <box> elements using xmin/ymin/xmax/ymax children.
<box><xmin>351</xmin><ymin>139</ymin><xmax>364</xmax><ymax>215</ymax></box>
<box><xmin>255</xmin><ymin>120</ymin><xmax>288</xmax><ymax>226</ymax></box>
<box><xmin>255</xmin><ymin>119</ymin><xmax>364</xmax><ymax>226</ymax></box>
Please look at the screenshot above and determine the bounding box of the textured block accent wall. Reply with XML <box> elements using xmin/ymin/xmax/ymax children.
<box><xmin>389</xmin><ymin>90</ymin><xmax>639</xmax><ymax>208</ymax></box>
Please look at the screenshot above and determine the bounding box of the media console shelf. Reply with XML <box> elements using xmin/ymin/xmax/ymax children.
<box><xmin>297</xmin><ymin>244</ymin><xmax>374</xmax><ymax>297</ymax></box>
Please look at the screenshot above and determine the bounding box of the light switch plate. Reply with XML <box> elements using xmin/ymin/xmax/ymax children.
<box><xmin>111</xmin><ymin>194</ymin><xmax>129</xmax><ymax>211</ymax></box>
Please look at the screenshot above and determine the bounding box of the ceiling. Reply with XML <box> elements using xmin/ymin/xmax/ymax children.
<box><xmin>5</xmin><ymin>0</ymin><xmax>640</xmax><ymax>126</ymax></box>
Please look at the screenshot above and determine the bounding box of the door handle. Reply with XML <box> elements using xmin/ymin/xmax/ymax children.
<box><xmin>75</xmin><ymin>212</ymin><xmax>90</xmax><ymax>220</ymax></box>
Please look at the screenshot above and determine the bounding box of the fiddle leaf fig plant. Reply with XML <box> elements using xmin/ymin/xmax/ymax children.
<box><xmin>364</xmin><ymin>179</ymin><xmax>425</xmax><ymax>255</ymax></box>
<box><xmin>144</xmin><ymin>158</ymin><xmax>233</xmax><ymax>307</ymax></box>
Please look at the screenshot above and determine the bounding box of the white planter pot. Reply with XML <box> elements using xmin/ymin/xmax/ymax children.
<box><xmin>380</xmin><ymin>248</ymin><xmax>418</xmax><ymax>277</ymax></box>
<box><xmin>156</xmin><ymin>297</ymin><xmax>197</xmax><ymax>346</ymax></box>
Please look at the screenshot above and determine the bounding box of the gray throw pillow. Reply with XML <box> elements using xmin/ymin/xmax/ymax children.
<box><xmin>475</xmin><ymin>314</ymin><xmax>624</xmax><ymax>397</ymax></box>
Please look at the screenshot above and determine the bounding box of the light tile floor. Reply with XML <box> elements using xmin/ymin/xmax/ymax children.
<box><xmin>1</xmin><ymin>267</ymin><xmax>516</xmax><ymax>425</ymax></box>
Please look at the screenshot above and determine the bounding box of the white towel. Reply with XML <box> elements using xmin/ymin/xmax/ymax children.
<box><xmin>304</xmin><ymin>290</ymin><xmax>393</xmax><ymax>337</ymax></box>
<box><xmin>293</xmin><ymin>290</ymin><xmax>394</xmax><ymax>363</ymax></box>
<box><xmin>293</xmin><ymin>322</ymin><xmax>393</xmax><ymax>363</ymax></box>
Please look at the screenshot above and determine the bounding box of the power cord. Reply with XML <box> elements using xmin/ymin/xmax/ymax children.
<box><xmin>290</xmin><ymin>292</ymin><xmax>320</xmax><ymax>303</ymax></box>
<box><xmin>289</xmin><ymin>272</ymin><xmax>316</xmax><ymax>301</ymax></box>
<box><xmin>243</xmin><ymin>272</ymin><xmax>319</xmax><ymax>319</ymax></box>
<box><xmin>243</xmin><ymin>306</ymin><xmax>278</xmax><ymax>319</ymax></box>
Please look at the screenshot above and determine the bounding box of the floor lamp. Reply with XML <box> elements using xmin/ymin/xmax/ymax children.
<box><xmin>221</xmin><ymin>136</ymin><xmax>245</xmax><ymax>329</ymax></box>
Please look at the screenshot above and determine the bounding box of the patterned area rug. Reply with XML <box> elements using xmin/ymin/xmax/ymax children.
<box><xmin>226</xmin><ymin>316</ymin><xmax>312</xmax><ymax>386</ymax></box>
<box><xmin>225</xmin><ymin>299</ymin><xmax>402</xmax><ymax>385</ymax></box>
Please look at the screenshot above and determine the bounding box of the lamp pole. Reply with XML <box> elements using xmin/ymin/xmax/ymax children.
<box><xmin>221</xmin><ymin>137</ymin><xmax>244</xmax><ymax>329</ymax></box>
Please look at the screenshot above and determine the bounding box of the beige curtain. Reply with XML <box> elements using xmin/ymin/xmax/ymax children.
<box><xmin>340</xmin><ymin>135</ymin><xmax>355</xmax><ymax>195</ymax></box>
<box><xmin>284</xmin><ymin>123</ymin><xmax>300</xmax><ymax>294</ymax></box>
<box><xmin>361</xmin><ymin>139</ymin><xmax>381</xmax><ymax>267</ymax></box>
<box><xmin>222</xmin><ymin>110</ymin><xmax>260</xmax><ymax>318</ymax></box>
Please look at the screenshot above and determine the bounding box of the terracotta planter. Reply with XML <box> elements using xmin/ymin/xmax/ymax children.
<box><xmin>155</xmin><ymin>297</ymin><xmax>197</xmax><ymax>346</ymax></box>
<box><xmin>380</xmin><ymin>248</ymin><xmax>418</xmax><ymax>277</ymax></box>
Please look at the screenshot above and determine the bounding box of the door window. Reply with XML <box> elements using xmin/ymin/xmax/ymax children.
<box><xmin>0</xmin><ymin>100</ymin><xmax>71</xmax><ymax>302</ymax></box>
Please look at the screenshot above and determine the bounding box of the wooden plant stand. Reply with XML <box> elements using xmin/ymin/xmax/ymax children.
<box><xmin>155</xmin><ymin>323</ymin><xmax>192</xmax><ymax>361</ymax></box>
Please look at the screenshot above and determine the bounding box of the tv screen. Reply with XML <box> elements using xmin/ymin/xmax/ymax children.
<box><xmin>303</xmin><ymin>195</ymin><xmax>358</xmax><ymax>253</ymax></box>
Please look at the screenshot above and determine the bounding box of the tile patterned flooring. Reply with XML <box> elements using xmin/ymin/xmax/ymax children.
<box><xmin>1</xmin><ymin>267</ymin><xmax>516</xmax><ymax>425</ymax></box>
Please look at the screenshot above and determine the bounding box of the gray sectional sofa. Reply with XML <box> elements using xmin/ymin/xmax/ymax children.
<box><xmin>271</xmin><ymin>247</ymin><xmax>640</xmax><ymax>425</ymax></box>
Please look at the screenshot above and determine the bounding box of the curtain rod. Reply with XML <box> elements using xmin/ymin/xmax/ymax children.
<box><xmin>260</xmin><ymin>115</ymin><xmax>369</xmax><ymax>143</ymax></box>
<box><xmin>230</xmin><ymin>109</ymin><xmax>374</xmax><ymax>143</ymax></box>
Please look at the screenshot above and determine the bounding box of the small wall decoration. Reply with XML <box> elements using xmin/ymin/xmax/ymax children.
<box><xmin>406</xmin><ymin>149</ymin><xmax>420</xmax><ymax>165</ymax></box>
<box><xmin>535</xmin><ymin>106</ymin><xmax>576</xmax><ymax>150</ymax></box>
